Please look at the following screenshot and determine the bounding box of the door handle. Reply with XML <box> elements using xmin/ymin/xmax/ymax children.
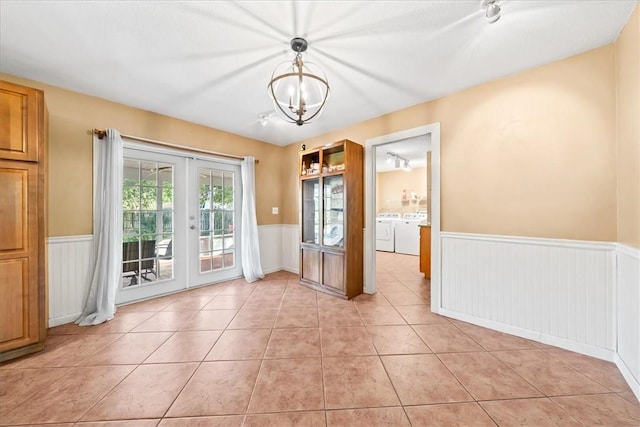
<box><xmin>190</xmin><ymin>225</ymin><xmax>196</xmax><ymax>230</ymax></box>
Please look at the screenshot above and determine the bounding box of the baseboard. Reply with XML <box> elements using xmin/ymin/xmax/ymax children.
<box><xmin>262</xmin><ymin>266</ymin><xmax>285</xmax><ymax>275</ymax></box>
<box><xmin>615</xmin><ymin>353</ymin><xmax>640</xmax><ymax>402</ymax></box>
<box><xmin>48</xmin><ymin>313</ymin><xmax>81</xmax><ymax>328</ymax></box>
<box><xmin>439</xmin><ymin>308</ymin><xmax>616</xmax><ymax>362</ymax></box>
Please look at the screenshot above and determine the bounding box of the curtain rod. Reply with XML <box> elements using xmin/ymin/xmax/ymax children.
<box><xmin>92</xmin><ymin>129</ymin><xmax>257</xmax><ymax>163</ymax></box>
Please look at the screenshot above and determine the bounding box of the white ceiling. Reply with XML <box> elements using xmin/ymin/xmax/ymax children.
<box><xmin>1</xmin><ymin>1</ymin><xmax>635</xmax><ymax>147</ymax></box>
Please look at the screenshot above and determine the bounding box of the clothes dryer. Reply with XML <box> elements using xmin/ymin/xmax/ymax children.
<box><xmin>375</xmin><ymin>212</ymin><xmax>401</xmax><ymax>252</ymax></box>
<box><xmin>394</xmin><ymin>212</ymin><xmax>427</xmax><ymax>255</ymax></box>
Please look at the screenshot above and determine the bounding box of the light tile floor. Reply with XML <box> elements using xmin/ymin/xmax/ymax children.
<box><xmin>1</xmin><ymin>252</ymin><xmax>639</xmax><ymax>426</ymax></box>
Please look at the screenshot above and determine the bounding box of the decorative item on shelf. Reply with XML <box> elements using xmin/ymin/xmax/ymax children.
<box><xmin>310</xmin><ymin>162</ymin><xmax>320</xmax><ymax>175</ymax></box>
<box><xmin>301</xmin><ymin>161</ymin><xmax>307</xmax><ymax>176</ymax></box>
<box><xmin>401</xmin><ymin>189</ymin><xmax>409</xmax><ymax>207</ymax></box>
<box><xmin>322</xmin><ymin>161</ymin><xmax>329</xmax><ymax>173</ymax></box>
<box><xmin>324</xmin><ymin>224</ymin><xmax>344</xmax><ymax>247</ymax></box>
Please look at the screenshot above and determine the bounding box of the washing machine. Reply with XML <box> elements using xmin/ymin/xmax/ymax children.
<box><xmin>394</xmin><ymin>212</ymin><xmax>427</xmax><ymax>255</ymax></box>
<box><xmin>375</xmin><ymin>212</ymin><xmax>401</xmax><ymax>252</ymax></box>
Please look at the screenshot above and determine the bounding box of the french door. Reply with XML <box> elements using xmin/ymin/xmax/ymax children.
<box><xmin>116</xmin><ymin>147</ymin><xmax>242</xmax><ymax>304</ymax></box>
<box><xmin>189</xmin><ymin>159</ymin><xmax>242</xmax><ymax>287</ymax></box>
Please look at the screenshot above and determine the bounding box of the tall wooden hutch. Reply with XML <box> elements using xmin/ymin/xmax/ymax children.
<box><xmin>299</xmin><ymin>140</ymin><xmax>363</xmax><ymax>299</ymax></box>
<box><xmin>0</xmin><ymin>80</ymin><xmax>48</xmax><ymax>362</ymax></box>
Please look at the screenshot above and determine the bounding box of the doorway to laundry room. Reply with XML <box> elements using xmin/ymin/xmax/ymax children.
<box><xmin>364</xmin><ymin>124</ymin><xmax>441</xmax><ymax>311</ymax></box>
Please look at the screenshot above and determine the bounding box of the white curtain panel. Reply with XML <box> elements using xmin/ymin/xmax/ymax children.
<box><xmin>240</xmin><ymin>156</ymin><xmax>265</xmax><ymax>282</ymax></box>
<box><xmin>76</xmin><ymin>129</ymin><xmax>123</xmax><ymax>326</ymax></box>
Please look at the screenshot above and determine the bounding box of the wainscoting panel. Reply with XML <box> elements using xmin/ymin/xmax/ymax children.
<box><xmin>48</xmin><ymin>227</ymin><xmax>295</xmax><ymax>326</ymax></box>
<box><xmin>440</xmin><ymin>233</ymin><xmax>616</xmax><ymax>353</ymax></box>
<box><xmin>617</xmin><ymin>244</ymin><xmax>640</xmax><ymax>387</ymax></box>
<box><xmin>257</xmin><ymin>225</ymin><xmax>282</xmax><ymax>274</ymax></box>
<box><xmin>281</xmin><ymin>224</ymin><xmax>299</xmax><ymax>274</ymax></box>
<box><xmin>47</xmin><ymin>235</ymin><xmax>94</xmax><ymax>327</ymax></box>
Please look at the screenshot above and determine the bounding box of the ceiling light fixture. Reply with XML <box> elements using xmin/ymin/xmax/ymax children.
<box><xmin>483</xmin><ymin>0</ymin><xmax>501</xmax><ymax>23</ymax></box>
<box><xmin>267</xmin><ymin>37</ymin><xmax>330</xmax><ymax>126</ymax></box>
<box><xmin>258</xmin><ymin>113</ymin><xmax>270</xmax><ymax>127</ymax></box>
<box><xmin>387</xmin><ymin>152</ymin><xmax>411</xmax><ymax>171</ymax></box>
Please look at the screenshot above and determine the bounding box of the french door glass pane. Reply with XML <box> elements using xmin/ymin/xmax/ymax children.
<box><xmin>199</xmin><ymin>168</ymin><xmax>236</xmax><ymax>273</ymax></box>
<box><xmin>122</xmin><ymin>159</ymin><xmax>174</xmax><ymax>287</ymax></box>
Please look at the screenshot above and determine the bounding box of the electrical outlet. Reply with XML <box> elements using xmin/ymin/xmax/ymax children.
<box><xmin>272</xmin><ymin>207</ymin><xmax>279</xmax><ymax>215</ymax></box>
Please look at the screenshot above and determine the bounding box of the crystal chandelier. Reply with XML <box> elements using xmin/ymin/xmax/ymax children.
<box><xmin>267</xmin><ymin>37</ymin><xmax>330</xmax><ymax>126</ymax></box>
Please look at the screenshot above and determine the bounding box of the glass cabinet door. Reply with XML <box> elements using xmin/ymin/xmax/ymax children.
<box><xmin>323</xmin><ymin>175</ymin><xmax>344</xmax><ymax>247</ymax></box>
<box><xmin>302</xmin><ymin>178</ymin><xmax>320</xmax><ymax>244</ymax></box>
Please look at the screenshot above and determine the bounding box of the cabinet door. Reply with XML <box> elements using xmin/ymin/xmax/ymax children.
<box><xmin>0</xmin><ymin>160</ymin><xmax>40</xmax><ymax>353</ymax></box>
<box><xmin>0</xmin><ymin>81</ymin><xmax>41</xmax><ymax>162</ymax></box>
<box><xmin>301</xmin><ymin>246</ymin><xmax>320</xmax><ymax>284</ymax></box>
<box><xmin>322</xmin><ymin>251</ymin><xmax>345</xmax><ymax>294</ymax></box>
<box><xmin>419</xmin><ymin>226</ymin><xmax>431</xmax><ymax>279</ymax></box>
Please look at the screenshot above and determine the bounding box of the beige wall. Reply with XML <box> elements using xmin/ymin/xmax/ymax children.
<box><xmin>6</xmin><ymin>5</ymin><xmax>636</xmax><ymax>244</ymax></box>
<box><xmin>376</xmin><ymin>168</ymin><xmax>427</xmax><ymax>214</ymax></box>
<box><xmin>282</xmin><ymin>142</ymin><xmax>302</xmax><ymax>224</ymax></box>
<box><xmin>0</xmin><ymin>73</ymin><xmax>286</xmax><ymax>237</ymax></box>
<box><xmin>286</xmin><ymin>45</ymin><xmax>618</xmax><ymax>242</ymax></box>
<box><xmin>615</xmin><ymin>5</ymin><xmax>640</xmax><ymax>249</ymax></box>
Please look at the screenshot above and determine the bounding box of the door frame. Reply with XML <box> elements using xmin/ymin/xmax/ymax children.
<box><xmin>94</xmin><ymin>138</ymin><xmax>245</xmax><ymax>305</ymax></box>
<box><xmin>364</xmin><ymin>123</ymin><xmax>441</xmax><ymax>313</ymax></box>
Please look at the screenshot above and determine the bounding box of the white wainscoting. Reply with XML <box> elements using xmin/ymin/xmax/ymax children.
<box><xmin>616</xmin><ymin>243</ymin><xmax>640</xmax><ymax>396</ymax></box>
<box><xmin>47</xmin><ymin>235</ymin><xmax>94</xmax><ymax>327</ymax></box>
<box><xmin>257</xmin><ymin>224</ymin><xmax>299</xmax><ymax>274</ymax></box>
<box><xmin>47</xmin><ymin>227</ymin><xmax>298</xmax><ymax>327</ymax></box>
<box><xmin>257</xmin><ymin>224</ymin><xmax>283</xmax><ymax>274</ymax></box>
<box><xmin>281</xmin><ymin>224</ymin><xmax>299</xmax><ymax>274</ymax></box>
<box><xmin>439</xmin><ymin>233</ymin><xmax>617</xmax><ymax>357</ymax></box>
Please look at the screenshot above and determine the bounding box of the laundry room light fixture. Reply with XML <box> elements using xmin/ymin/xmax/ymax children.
<box><xmin>483</xmin><ymin>0</ymin><xmax>501</xmax><ymax>23</ymax></box>
<box><xmin>268</xmin><ymin>37</ymin><xmax>330</xmax><ymax>126</ymax></box>
<box><xmin>387</xmin><ymin>152</ymin><xmax>412</xmax><ymax>171</ymax></box>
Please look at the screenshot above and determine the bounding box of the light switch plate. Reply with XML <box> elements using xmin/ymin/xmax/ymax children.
<box><xmin>272</xmin><ymin>207</ymin><xmax>279</xmax><ymax>215</ymax></box>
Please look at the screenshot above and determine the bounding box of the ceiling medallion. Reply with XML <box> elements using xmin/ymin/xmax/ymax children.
<box><xmin>267</xmin><ymin>37</ymin><xmax>330</xmax><ymax>126</ymax></box>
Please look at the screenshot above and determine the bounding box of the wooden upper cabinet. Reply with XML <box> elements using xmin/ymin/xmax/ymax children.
<box><xmin>0</xmin><ymin>81</ymin><xmax>43</xmax><ymax>162</ymax></box>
